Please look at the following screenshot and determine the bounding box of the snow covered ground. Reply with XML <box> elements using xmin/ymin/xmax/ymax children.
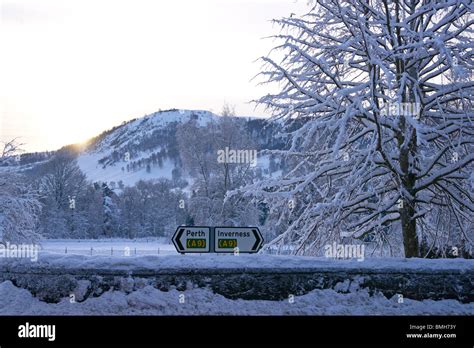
<box><xmin>29</xmin><ymin>241</ymin><xmax>474</xmax><ymax>271</ymax></box>
<box><xmin>40</xmin><ymin>238</ymin><xmax>177</xmax><ymax>256</ymax></box>
<box><xmin>77</xmin><ymin>152</ymin><xmax>178</xmax><ymax>187</ymax></box>
<box><xmin>1</xmin><ymin>239</ymin><xmax>472</xmax><ymax>315</ymax></box>
<box><xmin>0</xmin><ymin>280</ymin><xmax>472</xmax><ymax>315</ymax></box>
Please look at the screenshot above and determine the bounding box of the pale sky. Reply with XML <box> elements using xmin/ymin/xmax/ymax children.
<box><xmin>0</xmin><ymin>0</ymin><xmax>308</xmax><ymax>152</ymax></box>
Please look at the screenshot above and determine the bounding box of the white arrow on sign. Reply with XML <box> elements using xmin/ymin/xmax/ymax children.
<box><xmin>214</xmin><ymin>227</ymin><xmax>264</xmax><ymax>253</ymax></box>
<box><xmin>172</xmin><ymin>226</ymin><xmax>211</xmax><ymax>253</ymax></box>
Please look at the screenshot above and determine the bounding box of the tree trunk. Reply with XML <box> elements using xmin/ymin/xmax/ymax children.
<box><xmin>400</xmin><ymin>144</ymin><xmax>419</xmax><ymax>258</ymax></box>
<box><xmin>398</xmin><ymin>127</ymin><xmax>420</xmax><ymax>258</ymax></box>
<box><xmin>400</xmin><ymin>201</ymin><xmax>419</xmax><ymax>257</ymax></box>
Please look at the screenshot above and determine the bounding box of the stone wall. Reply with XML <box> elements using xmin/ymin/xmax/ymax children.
<box><xmin>0</xmin><ymin>265</ymin><xmax>472</xmax><ymax>304</ymax></box>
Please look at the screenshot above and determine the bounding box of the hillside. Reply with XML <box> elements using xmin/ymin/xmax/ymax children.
<box><xmin>77</xmin><ymin>109</ymin><xmax>284</xmax><ymax>187</ymax></box>
<box><xmin>77</xmin><ymin>109</ymin><xmax>218</xmax><ymax>187</ymax></box>
<box><xmin>4</xmin><ymin>109</ymin><xmax>285</xmax><ymax>189</ymax></box>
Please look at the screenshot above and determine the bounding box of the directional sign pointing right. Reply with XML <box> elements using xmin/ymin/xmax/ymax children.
<box><xmin>172</xmin><ymin>226</ymin><xmax>211</xmax><ymax>253</ymax></box>
<box><xmin>214</xmin><ymin>227</ymin><xmax>264</xmax><ymax>253</ymax></box>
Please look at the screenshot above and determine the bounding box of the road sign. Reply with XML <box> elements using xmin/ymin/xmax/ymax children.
<box><xmin>172</xmin><ymin>226</ymin><xmax>211</xmax><ymax>253</ymax></box>
<box><xmin>214</xmin><ymin>227</ymin><xmax>263</xmax><ymax>253</ymax></box>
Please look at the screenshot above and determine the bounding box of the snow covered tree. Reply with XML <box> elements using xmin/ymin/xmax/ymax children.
<box><xmin>213</xmin><ymin>105</ymin><xmax>257</xmax><ymax>196</ymax></box>
<box><xmin>101</xmin><ymin>183</ymin><xmax>119</xmax><ymax>237</ymax></box>
<box><xmin>0</xmin><ymin>139</ymin><xmax>24</xmax><ymax>165</ymax></box>
<box><xmin>38</xmin><ymin>152</ymin><xmax>87</xmax><ymax>210</ymax></box>
<box><xmin>177</xmin><ymin>119</ymin><xmax>216</xmax><ymax>198</ymax></box>
<box><xmin>242</xmin><ymin>0</ymin><xmax>473</xmax><ymax>257</ymax></box>
<box><xmin>177</xmin><ymin>107</ymin><xmax>261</xmax><ymax>226</ymax></box>
<box><xmin>0</xmin><ymin>140</ymin><xmax>41</xmax><ymax>244</ymax></box>
<box><xmin>118</xmin><ymin>179</ymin><xmax>186</xmax><ymax>237</ymax></box>
<box><xmin>0</xmin><ymin>174</ymin><xmax>41</xmax><ymax>244</ymax></box>
<box><xmin>35</xmin><ymin>152</ymin><xmax>89</xmax><ymax>238</ymax></box>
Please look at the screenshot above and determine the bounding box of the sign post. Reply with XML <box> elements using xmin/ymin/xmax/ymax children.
<box><xmin>172</xmin><ymin>226</ymin><xmax>263</xmax><ymax>254</ymax></box>
<box><xmin>214</xmin><ymin>227</ymin><xmax>263</xmax><ymax>253</ymax></box>
<box><xmin>172</xmin><ymin>226</ymin><xmax>211</xmax><ymax>254</ymax></box>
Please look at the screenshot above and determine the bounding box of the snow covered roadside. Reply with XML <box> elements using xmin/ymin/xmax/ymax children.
<box><xmin>0</xmin><ymin>280</ymin><xmax>472</xmax><ymax>315</ymax></box>
<box><xmin>9</xmin><ymin>251</ymin><xmax>474</xmax><ymax>273</ymax></box>
<box><xmin>1</xmin><ymin>252</ymin><xmax>472</xmax><ymax>315</ymax></box>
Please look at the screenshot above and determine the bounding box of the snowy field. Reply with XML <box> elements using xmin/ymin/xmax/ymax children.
<box><xmin>40</xmin><ymin>238</ymin><xmax>177</xmax><ymax>256</ymax></box>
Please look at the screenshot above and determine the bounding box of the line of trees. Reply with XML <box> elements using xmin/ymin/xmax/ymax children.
<box><xmin>30</xmin><ymin>152</ymin><xmax>188</xmax><ymax>239</ymax></box>
<box><xmin>0</xmin><ymin>108</ymin><xmax>275</xmax><ymax>242</ymax></box>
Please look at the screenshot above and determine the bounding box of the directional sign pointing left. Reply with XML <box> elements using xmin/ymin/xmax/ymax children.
<box><xmin>172</xmin><ymin>226</ymin><xmax>211</xmax><ymax>253</ymax></box>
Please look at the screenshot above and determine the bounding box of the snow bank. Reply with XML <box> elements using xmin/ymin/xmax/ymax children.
<box><xmin>0</xmin><ymin>280</ymin><xmax>472</xmax><ymax>315</ymax></box>
<box><xmin>8</xmin><ymin>252</ymin><xmax>472</xmax><ymax>273</ymax></box>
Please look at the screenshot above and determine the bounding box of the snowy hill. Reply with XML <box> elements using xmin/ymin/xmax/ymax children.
<box><xmin>74</xmin><ymin>109</ymin><xmax>284</xmax><ymax>188</ymax></box>
<box><xmin>77</xmin><ymin>109</ymin><xmax>219</xmax><ymax>187</ymax></box>
<box><xmin>3</xmin><ymin>108</ymin><xmax>285</xmax><ymax>188</ymax></box>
